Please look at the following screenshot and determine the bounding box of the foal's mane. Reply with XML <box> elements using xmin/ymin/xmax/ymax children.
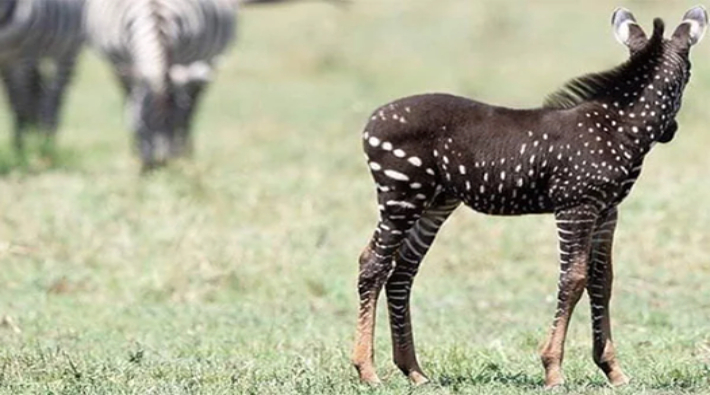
<box><xmin>544</xmin><ymin>18</ymin><xmax>666</xmax><ymax>110</ymax></box>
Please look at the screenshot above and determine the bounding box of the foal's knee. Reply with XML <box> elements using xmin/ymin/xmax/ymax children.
<box><xmin>565</xmin><ymin>264</ymin><xmax>588</xmax><ymax>294</ymax></box>
<box><xmin>593</xmin><ymin>343</ymin><xmax>617</xmax><ymax>368</ymax></box>
<box><xmin>357</xmin><ymin>246</ymin><xmax>392</xmax><ymax>293</ymax></box>
<box><xmin>359</xmin><ymin>246</ymin><xmax>374</xmax><ymax>268</ymax></box>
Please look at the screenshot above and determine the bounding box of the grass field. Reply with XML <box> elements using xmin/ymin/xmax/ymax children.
<box><xmin>1</xmin><ymin>1</ymin><xmax>710</xmax><ymax>393</ymax></box>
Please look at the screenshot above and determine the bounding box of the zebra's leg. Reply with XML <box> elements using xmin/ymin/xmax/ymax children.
<box><xmin>587</xmin><ymin>208</ymin><xmax>629</xmax><ymax>386</ymax></box>
<box><xmin>540</xmin><ymin>205</ymin><xmax>598</xmax><ymax>388</ymax></box>
<box><xmin>0</xmin><ymin>62</ymin><xmax>40</xmax><ymax>154</ymax></box>
<box><xmin>170</xmin><ymin>62</ymin><xmax>213</xmax><ymax>158</ymax></box>
<box><xmin>385</xmin><ymin>193</ymin><xmax>459</xmax><ymax>385</ymax></box>
<box><xmin>0</xmin><ymin>67</ymin><xmax>23</xmax><ymax>152</ymax></box>
<box><xmin>172</xmin><ymin>80</ymin><xmax>206</xmax><ymax>158</ymax></box>
<box><xmin>38</xmin><ymin>53</ymin><xmax>80</xmax><ymax>156</ymax></box>
<box><xmin>353</xmin><ymin>189</ymin><xmax>428</xmax><ymax>385</ymax></box>
<box><xmin>112</xmin><ymin>68</ymin><xmax>132</xmax><ymax>99</ymax></box>
<box><xmin>127</xmin><ymin>83</ymin><xmax>171</xmax><ymax>171</ymax></box>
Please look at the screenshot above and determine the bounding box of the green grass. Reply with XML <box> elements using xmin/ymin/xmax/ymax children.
<box><xmin>1</xmin><ymin>1</ymin><xmax>710</xmax><ymax>393</ymax></box>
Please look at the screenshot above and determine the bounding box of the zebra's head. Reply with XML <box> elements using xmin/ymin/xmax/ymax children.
<box><xmin>126</xmin><ymin>83</ymin><xmax>174</xmax><ymax>171</ymax></box>
<box><xmin>611</xmin><ymin>6</ymin><xmax>707</xmax><ymax>142</ymax></box>
<box><xmin>0</xmin><ymin>0</ymin><xmax>17</xmax><ymax>26</ymax></box>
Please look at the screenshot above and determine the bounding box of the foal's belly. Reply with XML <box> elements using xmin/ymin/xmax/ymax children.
<box><xmin>446</xmin><ymin>174</ymin><xmax>555</xmax><ymax>216</ymax></box>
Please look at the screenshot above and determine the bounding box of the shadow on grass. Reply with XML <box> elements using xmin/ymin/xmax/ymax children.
<box><xmin>437</xmin><ymin>363</ymin><xmax>710</xmax><ymax>392</ymax></box>
<box><xmin>138</xmin><ymin>158</ymin><xmax>214</xmax><ymax>198</ymax></box>
<box><xmin>436</xmin><ymin>362</ymin><xmax>544</xmax><ymax>390</ymax></box>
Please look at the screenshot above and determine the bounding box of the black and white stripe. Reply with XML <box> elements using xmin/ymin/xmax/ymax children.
<box><xmin>384</xmin><ymin>194</ymin><xmax>459</xmax><ymax>379</ymax></box>
<box><xmin>84</xmin><ymin>0</ymin><xmax>238</xmax><ymax>168</ymax></box>
<box><xmin>0</xmin><ymin>0</ymin><xmax>85</xmax><ymax>153</ymax></box>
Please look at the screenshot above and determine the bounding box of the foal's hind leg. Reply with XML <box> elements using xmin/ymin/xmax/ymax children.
<box><xmin>385</xmin><ymin>193</ymin><xmax>460</xmax><ymax>385</ymax></box>
<box><xmin>587</xmin><ymin>208</ymin><xmax>629</xmax><ymax>386</ymax></box>
<box><xmin>352</xmin><ymin>189</ymin><xmax>429</xmax><ymax>384</ymax></box>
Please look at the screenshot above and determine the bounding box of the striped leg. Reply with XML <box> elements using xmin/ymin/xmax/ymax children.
<box><xmin>587</xmin><ymin>208</ymin><xmax>629</xmax><ymax>386</ymax></box>
<box><xmin>129</xmin><ymin>83</ymin><xmax>171</xmax><ymax>170</ymax></box>
<box><xmin>1</xmin><ymin>62</ymin><xmax>41</xmax><ymax>153</ymax></box>
<box><xmin>540</xmin><ymin>205</ymin><xmax>598</xmax><ymax>388</ymax></box>
<box><xmin>352</xmin><ymin>190</ymin><xmax>429</xmax><ymax>384</ymax></box>
<box><xmin>353</xmin><ymin>223</ymin><xmax>407</xmax><ymax>384</ymax></box>
<box><xmin>112</xmin><ymin>67</ymin><xmax>133</xmax><ymax>98</ymax></box>
<box><xmin>173</xmin><ymin>80</ymin><xmax>207</xmax><ymax>158</ymax></box>
<box><xmin>38</xmin><ymin>54</ymin><xmax>79</xmax><ymax>155</ymax></box>
<box><xmin>386</xmin><ymin>194</ymin><xmax>459</xmax><ymax>385</ymax></box>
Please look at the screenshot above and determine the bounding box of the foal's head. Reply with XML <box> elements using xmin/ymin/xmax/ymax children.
<box><xmin>611</xmin><ymin>6</ymin><xmax>707</xmax><ymax>141</ymax></box>
<box><xmin>547</xmin><ymin>7</ymin><xmax>707</xmax><ymax>145</ymax></box>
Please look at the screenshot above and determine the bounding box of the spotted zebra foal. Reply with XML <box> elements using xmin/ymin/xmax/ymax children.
<box><xmin>352</xmin><ymin>7</ymin><xmax>707</xmax><ymax>389</ymax></box>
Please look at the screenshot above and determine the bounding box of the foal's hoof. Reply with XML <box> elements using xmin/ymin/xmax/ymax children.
<box><xmin>608</xmin><ymin>371</ymin><xmax>630</xmax><ymax>387</ymax></box>
<box><xmin>357</xmin><ymin>371</ymin><xmax>382</xmax><ymax>386</ymax></box>
<box><xmin>408</xmin><ymin>371</ymin><xmax>429</xmax><ymax>386</ymax></box>
<box><xmin>544</xmin><ymin>382</ymin><xmax>564</xmax><ymax>391</ymax></box>
<box><xmin>543</xmin><ymin>375</ymin><xmax>565</xmax><ymax>390</ymax></box>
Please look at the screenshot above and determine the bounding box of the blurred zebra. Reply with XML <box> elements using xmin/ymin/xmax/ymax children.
<box><xmin>0</xmin><ymin>0</ymin><xmax>85</xmax><ymax>154</ymax></box>
<box><xmin>85</xmin><ymin>0</ymin><xmax>238</xmax><ymax>169</ymax></box>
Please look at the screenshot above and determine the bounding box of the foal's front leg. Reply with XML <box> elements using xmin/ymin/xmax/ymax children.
<box><xmin>540</xmin><ymin>205</ymin><xmax>598</xmax><ymax>388</ymax></box>
<box><xmin>587</xmin><ymin>208</ymin><xmax>629</xmax><ymax>386</ymax></box>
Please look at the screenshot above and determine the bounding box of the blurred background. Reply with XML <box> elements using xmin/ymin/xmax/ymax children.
<box><xmin>0</xmin><ymin>1</ymin><xmax>708</xmax><ymax>393</ymax></box>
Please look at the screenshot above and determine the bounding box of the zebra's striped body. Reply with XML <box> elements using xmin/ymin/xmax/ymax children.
<box><xmin>352</xmin><ymin>7</ymin><xmax>707</xmax><ymax>389</ymax></box>
<box><xmin>85</xmin><ymin>0</ymin><xmax>238</xmax><ymax>169</ymax></box>
<box><xmin>0</xmin><ymin>0</ymin><xmax>85</xmax><ymax>152</ymax></box>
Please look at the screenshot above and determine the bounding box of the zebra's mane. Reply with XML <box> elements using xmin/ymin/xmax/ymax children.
<box><xmin>544</xmin><ymin>18</ymin><xmax>667</xmax><ymax>110</ymax></box>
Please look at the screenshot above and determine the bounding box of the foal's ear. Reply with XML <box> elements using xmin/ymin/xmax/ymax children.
<box><xmin>612</xmin><ymin>8</ymin><xmax>647</xmax><ymax>50</ymax></box>
<box><xmin>672</xmin><ymin>5</ymin><xmax>708</xmax><ymax>48</ymax></box>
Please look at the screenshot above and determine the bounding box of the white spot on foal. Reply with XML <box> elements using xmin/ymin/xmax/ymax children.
<box><xmin>386</xmin><ymin>200</ymin><xmax>417</xmax><ymax>209</ymax></box>
<box><xmin>408</xmin><ymin>157</ymin><xmax>422</xmax><ymax>167</ymax></box>
<box><xmin>384</xmin><ymin>169</ymin><xmax>410</xmax><ymax>181</ymax></box>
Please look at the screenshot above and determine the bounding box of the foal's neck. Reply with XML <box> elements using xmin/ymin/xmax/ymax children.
<box><xmin>546</xmin><ymin>38</ymin><xmax>688</xmax><ymax>162</ymax></box>
<box><xmin>614</xmin><ymin>54</ymin><xmax>683</xmax><ymax>143</ymax></box>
